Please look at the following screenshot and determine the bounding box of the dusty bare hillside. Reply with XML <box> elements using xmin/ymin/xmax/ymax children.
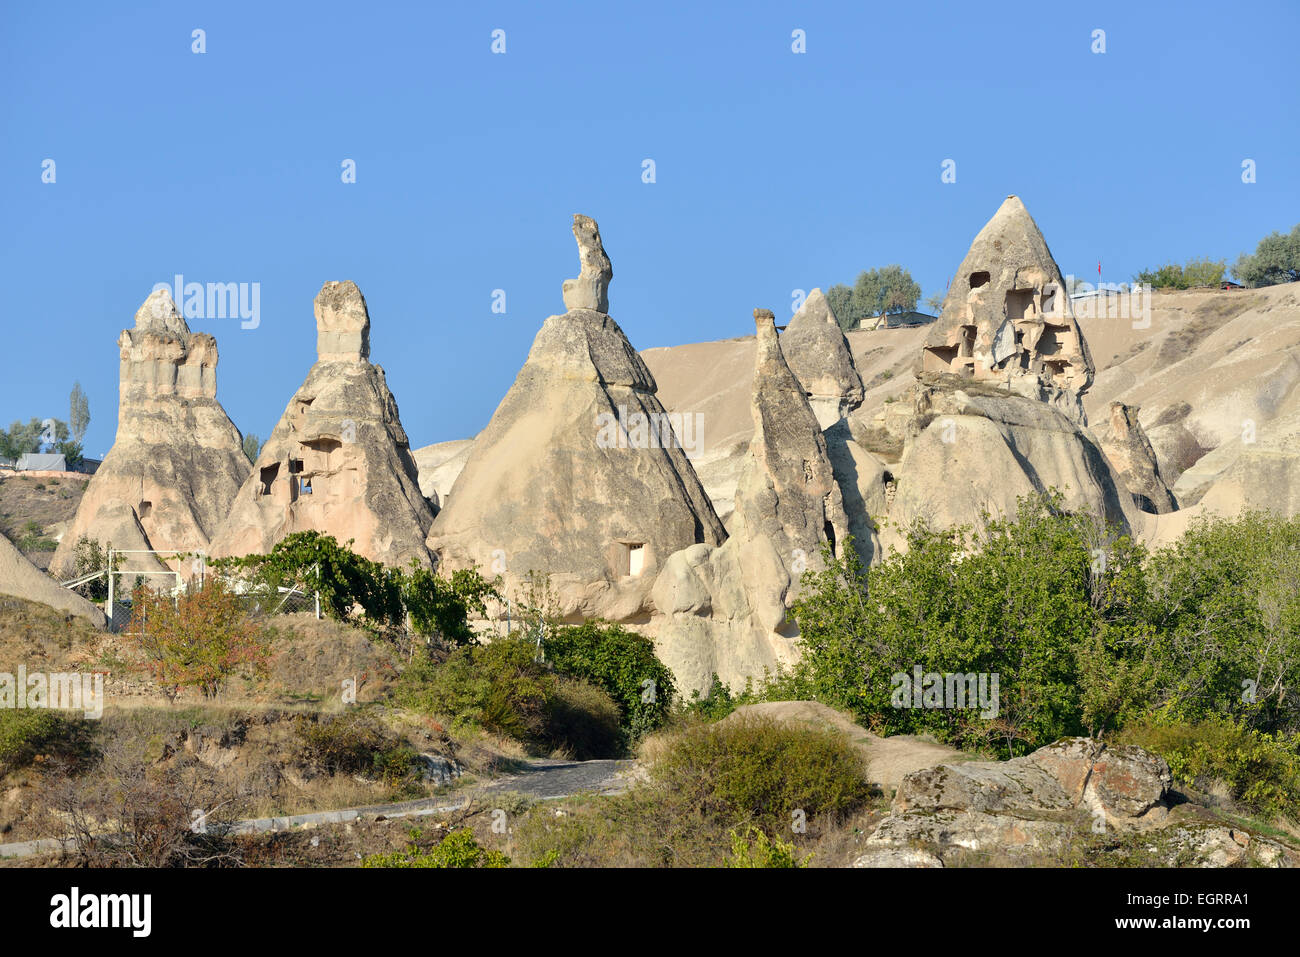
<box><xmin>412</xmin><ymin>283</ymin><xmax>1300</xmax><ymax>542</ymax></box>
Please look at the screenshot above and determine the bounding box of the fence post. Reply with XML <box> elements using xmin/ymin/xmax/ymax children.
<box><xmin>315</xmin><ymin>590</ymin><xmax>320</xmax><ymax>620</ymax></box>
<box><xmin>105</xmin><ymin>546</ymin><xmax>115</xmax><ymax>627</ymax></box>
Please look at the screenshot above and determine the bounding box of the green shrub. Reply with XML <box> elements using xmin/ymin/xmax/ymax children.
<box><xmin>395</xmin><ymin>639</ymin><xmax>625</xmax><ymax>758</ymax></box>
<box><xmin>725</xmin><ymin>824</ymin><xmax>807</xmax><ymax>868</ymax></box>
<box><xmin>293</xmin><ymin>711</ymin><xmax>416</xmax><ymax>786</ymax></box>
<box><xmin>543</xmin><ymin>621</ymin><xmax>676</xmax><ymax>738</ymax></box>
<box><xmin>362</xmin><ymin>827</ymin><xmax>509</xmax><ymax>868</ymax></box>
<box><xmin>0</xmin><ymin>710</ymin><xmax>93</xmax><ymax>775</ymax></box>
<box><xmin>651</xmin><ymin>714</ymin><xmax>870</xmax><ymax>837</ymax></box>
<box><xmin>1119</xmin><ymin>715</ymin><xmax>1300</xmax><ymax>822</ymax></box>
<box><xmin>546</xmin><ymin>678</ymin><xmax>623</xmax><ymax>760</ymax></box>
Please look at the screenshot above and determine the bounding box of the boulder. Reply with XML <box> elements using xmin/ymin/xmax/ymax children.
<box><xmin>863</xmin><ymin>738</ymin><xmax>1176</xmax><ymax>863</ymax></box>
<box><xmin>208</xmin><ymin>282</ymin><xmax>434</xmax><ymax>567</ymax></box>
<box><xmin>51</xmin><ymin>289</ymin><xmax>250</xmax><ymax>577</ymax></box>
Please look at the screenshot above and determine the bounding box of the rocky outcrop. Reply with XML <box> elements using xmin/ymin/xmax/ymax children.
<box><xmin>51</xmin><ymin>289</ymin><xmax>250</xmax><ymax>576</ymax></box>
<box><xmin>427</xmin><ymin>216</ymin><xmax>725</xmax><ymax>621</ymax></box>
<box><xmin>208</xmin><ymin>282</ymin><xmax>434</xmax><ymax>567</ymax></box>
<box><xmin>857</xmin><ymin>737</ymin><xmax>1295</xmax><ymax>867</ymax></box>
<box><xmin>1</xmin><ymin>531</ymin><xmax>106</xmax><ymax>625</ymax></box>
<box><xmin>651</xmin><ymin>311</ymin><xmax>847</xmax><ymax>693</ymax></box>
<box><xmin>886</xmin><ymin>375</ymin><xmax>1141</xmax><ymax>539</ymax></box>
<box><xmin>921</xmin><ymin>195</ymin><xmax>1093</xmax><ymax>424</ymax></box>
<box><xmin>781</xmin><ymin>288</ymin><xmax>865</xmax><ymax>428</ymax></box>
<box><xmin>1098</xmin><ymin>402</ymin><xmax>1177</xmax><ymax>513</ymax></box>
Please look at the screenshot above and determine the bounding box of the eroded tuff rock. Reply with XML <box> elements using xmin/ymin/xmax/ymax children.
<box><xmin>650</xmin><ymin>310</ymin><xmax>847</xmax><ymax>693</ymax></box>
<box><xmin>208</xmin><ymin>282</ymin><xmax>434</xmax><ymax>567</ymax></box>
<box><xmin>885</xmin><ymin>376</ymin><xmax>1142</xmax><ymax>540</ymax></box>
<box><xmin>781</xmin><ymin>288</ymin><xmax>865</xmax><ymax>428</ymax></box>
<box><xmin>921</xmin><ymin>195</ymin><xmax>1094</xmax><ymax>424</ymax></box>
<box><xmin>561</xmin><ymin>214</ymin><xmax>612</xmax><ymax>313</ymax></box>
<box><xmin>882</xmin><ymin>198</ymin><xmax>1139</xmax><ymax>545</ymax></box>
<box><xmin>1098</xmin><ymin>402</ymin><xmax>1177</xmax><ymax>513</ymax></box>
<box><xmin>2</xmin><ymin>530</ymin><xmax>106</xmax><ymax>625</ymax></box>
<box><xmin>428</xmin><ymin>216</ymin><xmax>724</xmax><ymax>621</ymax></box>
<box><xmin>52</xmin><ymin>289</ymin><xmax>250</xmax><ymax>576</ymax></box>
<box><xmin>858</xmin><ymin>737</ymin><xmax>1294</xmax><ymax>867</ymax></box>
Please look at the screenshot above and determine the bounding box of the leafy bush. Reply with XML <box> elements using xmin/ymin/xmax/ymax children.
<box><xmin>725</xmin><ymin>824</ymin><xmax>807</xmax><ymax>868</ymax></box>
<box><xmin>650</xmin><ymin>714</ymin><xmax>870</xmax><ymax>837</ymax></box>
<box><xmin>395</xmin><ymin>638</ymin><xmax>624</xmax><ymax>758</ymax></box>
<box><xmin>1120</xmin><ymin>715</ymin><xmax>1300</xmax><ymax>823</ymax></box>
<box><xmin>293</xmin><ymin>710</ymin><xmax>417</xmax><ymax>787</ymax></box>
<box><xmin>363</xmin><ymin>827</ymin><xmax>510</xmax><ymax>868</ymax></box>
<box><xmin>0</xmin><ymin>710</ymin><xmax>93</xmax><ymax>776</ymax></box>
<box><xmin>543</xmin><ymin>621</ymin><xmax>676</xmax><ymax>737</ymax></box>
<box><xmin>400</xmin><ymin>561</ymin><xmax>500</xmax><ymax>646</ymax></box>
<box><xmin>1134</xmin><ymin>258</ymin><xmax>1225</xmax><ymax>289</ymax></box>
<box><xmin>546</xmin><ymin>678</ymin><xmax>623</xmax><ymax>760</ymax></box>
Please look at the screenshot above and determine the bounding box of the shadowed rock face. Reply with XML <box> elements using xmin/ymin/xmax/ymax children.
<box><xmin>650</xmin><ymin>309</ymin><xmax>848</xmax><ymax>694</ymax></box>
<box><xmin>51</xmin><ymin>289</ymin><xmax>250</xmax><ymax>576</ymax></box>
<box><xmin>208</xmin><ymin>282</ymin><xmax>434</xmax><ymax>568</ymax></box>
<box><xmin>781</xmin><ymin>287</ymin><xmax>865</xmax><ymax>428</ymax></box>
<box><xmin>1099</xmin><ymin>402</ymin><xmax>1177</xmax><ymax>513</ymax></box>
<box><xmin>922</xmin><ymin>195</ymin><xmax>1094</xmax><ymax>424</ymax></box>
<box><xmin>428</xmin><ymin>216</ymin><xmax>724</xmax><ymax>622</ymax></box>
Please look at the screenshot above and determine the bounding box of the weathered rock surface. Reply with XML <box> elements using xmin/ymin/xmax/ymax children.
<box><xmin>428</xmin><ymin>216</ymin><xmax>725</xmax><ymax>621</ymax></box>
<box><xmin>1</xmin><ymin>530</ymin><xmax>105</xmax><ymax>625</ymax></box>
<box><xmin>52</xmin><ymin>289</ymin><xmax>250</xmax><ymax>576</ymax></box>
<box><xmin>561</xmin><ymin>214</ymin><xmax>612</xmax><ymax>314</ymax></box>
<box><xmin>650</xmin><ymin>311</ymin><xmax>847</xmax><ymax>693</ymax></box>
<box><xmin>885</xmin><ymin>375</ymin><xmax>1141</xmax><ymax>541</ymax></box>
<box><xmin>781</xmin><ymin>288</ymin><xmax>865</xmax><ymax>428</ymax></box>
<box><xmin>209</xmin><ymin>282</ymin><xmax>434</xmax><ymax>567</ymax></box>
<box><xmin>858</xmin><ymin>737</ymin><xmax>1293</xmax><ymax>867</ymax></box>
<box><xmin>921</xmin><ymin>195</ymin><xmax>1093</xmax><ymax>424</ymax></box>
<box><xmin>1098</xmin><ymin>402</ymin><xmax>1177</xmax><ymax>513</ymax></box>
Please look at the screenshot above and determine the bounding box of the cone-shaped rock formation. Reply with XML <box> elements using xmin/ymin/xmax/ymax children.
<box><xmin>208</xmin><ymin>282</ymin><xmax>433</xmax><ymax>567</ymax></box>
<box><xmin>427</xmin><ymin>215</ymin><xmax>726</xmax><ymax>621</ymax></box>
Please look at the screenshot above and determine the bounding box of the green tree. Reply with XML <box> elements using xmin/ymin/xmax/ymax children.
<box><xmin>69</xmin><ymin>382</ymin><xmax>90</xmax><ymax>444</ymax></box>
<box><xmin>1233</xmin><ymin>224</ymin><xmax>1300</xmax><ymax>287</ymax></box>
<box><xmin>850</xmin><ymin>265</ymin><xmax>920</xmax><ymax>327</ymax></box>
<box><xmin>242</xmin><ymin>433</ymin><xmax>262</xmax><ymax>463</ymax></box>
<box><xmin>825</xmin><ymin>284</ymin><xmax>855</xmax><ymax>330</ymax></box>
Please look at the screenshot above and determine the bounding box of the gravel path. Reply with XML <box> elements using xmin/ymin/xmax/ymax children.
<box><xmin>0</xmin><ymin>758</ymin><xmax>635</xmax><ymax>861</ymax></box>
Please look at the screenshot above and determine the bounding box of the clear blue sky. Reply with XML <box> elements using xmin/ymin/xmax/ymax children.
<box><xmin>3</xmin><ymin>0</ymin><xmax>1297</xmax><ymax>457</ymax></box>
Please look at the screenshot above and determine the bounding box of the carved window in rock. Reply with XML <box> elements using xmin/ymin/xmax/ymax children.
<box><xmin>969</xmin><ymin>271</ymin><xmax>991</xmax><ymax>289</ymax></box>
<box><xmin>612</xmin><ymin>541</ymin><xmax>647</xmax><ymax>577</ymax></box>
<box><xmin>258</xmin><ymin>463</ymin><xmax>279</xmax><ymax>496</ymax></box>
<box><xmin>137</xmin><ymin>500</ymin><xmax>152</xmax><ymax>520</ymax></box>
<box><xmin>1005</xmin><ymin>288</ymin><xmax>1036</xmax><ymax>323</ymax></box>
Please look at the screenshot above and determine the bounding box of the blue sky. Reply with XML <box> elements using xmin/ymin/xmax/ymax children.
<box><xmin>2</xmin><ymin>0</ymin><xmax>1297</xmax><ymax>457</ymax></box>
